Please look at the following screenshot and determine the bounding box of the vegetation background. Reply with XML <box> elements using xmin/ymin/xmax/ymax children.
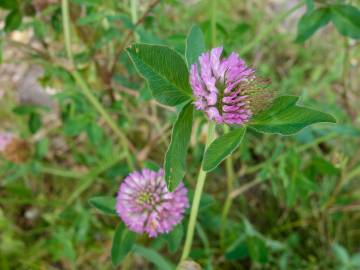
<box><xmin>0</xmin><ymin>0</ymin><xmax>359</xmax><ymax>269</ymax></box>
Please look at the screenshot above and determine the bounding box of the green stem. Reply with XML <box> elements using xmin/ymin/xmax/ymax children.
<box><xmin>61</xmin><ymin>0</ymin><xmax>134</xmax><ymax>170</ymax></box>
<box><xmin>61</xmin><ymin>0</ymin><xmax>73</xmax><ymax>62</ymax></box>
<box><xmin>180</xmin><ymin>0</ymin><xmax>220</xmax><ymax>260</ymax></box>
<box><xmin>220</xmin><ymin>196</ymin><xmax>232</xmax><ymax>246</ymax></box>
<box><xmin>347</xmin><ymin>165</ymin><xmax>360</xmax><ymax>182</ymax></box>
<box><xmin>65</xmin><ymin>152</ymin><xmax>126</xmax><ymax>207</ymax></box>
<box><xmin>39</xmin><ymin>166</ymin><xmax>83</xmax><ymax>179</ymax></box>
<box><xmin>130</xmin><ymin>0</ymin><xmax>139</xmax><ymax>42</ymax></box>
<box><xmin>72</xmin><ymin>72</ymin><xmax>134</xmax><ymax>169</ymax></box>
<box><xmin>180</xmin><ymin>122</ymin><xmax>216</xmax><ymax>261</ymax></box>
<box><xmin>49</xmin><ymin>152</ymin><xmax>127</xmax><ymax>222</ymax></box>
<box><xmin>131</xmin><ymin>0</ymin><xmax>138</xmax><ymax>23</ymax></box>
<box><xmin>341</xmin><ymin>37</ymin><xmax>352</xmax><ymax>117</ymax></box>
<box><xmin>220</xmin><ymin>124</ymin><xmax>235</xmax><ymax>248</ymax></box>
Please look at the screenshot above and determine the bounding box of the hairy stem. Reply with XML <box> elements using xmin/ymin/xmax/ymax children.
<box><xmin>180</xmin><ymin>122</ymin><xmax>216</xmax><ymax>261</ymax></box>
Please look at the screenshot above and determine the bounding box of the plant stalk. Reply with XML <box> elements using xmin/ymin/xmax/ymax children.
<box><xmin>130</xmin><ymin>0</ymin><xmax>139</xmax><ymax>42</ymax></box>
<box><xmin>220</xmin><ymin>124</ymin><xmax>236</xmax><ymax>248</ymax></box>
<box><xmin>61</xmin><ymin>0</ymin><xmax>73</xmax><ymax>63</ymax></box>
<box><xmin>61</xmin><ymin>0</ymin><xmax>134</xmax><ymax>170</ymax></box>
<box><xmin>180</xmin><ymin>121</ymin><xmax>216</xmax><ymax>261</ymax></box>
<box><xmin>131</xmin><ymin>0</ymin><xmax>138</xmax><ymax>23</ymax></box>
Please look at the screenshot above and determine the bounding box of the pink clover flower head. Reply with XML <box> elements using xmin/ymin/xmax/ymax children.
<box><xmin>190</xmin><ymin>46</ymin><xmax>272</xmax><ymax>125</ymax></box>
<box><xmin>0</xmin><ymin>133</ymin><xmax>13</xmax><ymax>152</ymax></box>
<box><xmin>116</xmin><ymin>168</ymin><xmax>189</xmax><ymax>237</ymax></box>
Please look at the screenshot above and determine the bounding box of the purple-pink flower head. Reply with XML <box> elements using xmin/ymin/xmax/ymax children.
<box><xmin>190</xmin><ymin>47</ymin><xmax>272</xmax><ymax>125</ymax></box>
<box><xmin>116</xmin><ymin>169</ymin><xmax>189</xmax><ymax>237</ymax></box>
<box><xmin>0</xmin><ymin>132</ymin><xmax>31</xmax><ymax>163</ymax></box>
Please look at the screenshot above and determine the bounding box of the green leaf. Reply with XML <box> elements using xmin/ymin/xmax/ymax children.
<box><xmin>35</xmin><ymin>139</ymin><xmax>49</xmax><ymax>159</ymax></box>
<box><xmin>225</xmin><ymin>236</ymin><xmax>249</xmax><ymax>260</ymax></box>
<box><xmin>286</xmin><ymin>175</ymin><xmax>299</xmax><ymax>207</ymax></box>
<box><xmin>203</xmin><ymin>127</ymin><xmax>246</xmax><ymax>172</ymax></box>
<box><xmin>164</xmin><ymin>224</ymin><xmax>184</xmax><ymax>253</ymax></box>
<box><xmin>308</xmin><ymin>156</ymin><xmax>339</xmax><ymax>176</ymax></box>
<box><xmin>332</xmin><ymin>243</ymin><xmax>350</xmax><ymax>265</ymax></box>
<box><xmin>77</xmin><ymin>12</ymin><xmax>105</xmax><ymax>25</ymax></box>
<box><xmin>295</xmin><ymin>8</ymin><xmax>331</xmax><ymax>42</ymax></box>
<box><xmin>12</xmin><ymin>104</ymin><xmax>49</xmax><ymax>115</ymax></box>
<box><xmin>72</xmin><ymin>0</ymin><xmax>101</xmax><ymax>6</ymax></box>
<box><xmin>351</xmin><ymin>254</ymin><xmax>360</xmax><ymax>267</ymax></box>
<box><xmin>111</xmin><ymin>224</ymin><xmax>136</xmax><ymax>266</ymax></box>
<box><xmin>305</xmin><ymin>0</ymin><xmax>315</xmax><ymax>13</ymax></box>
<box><xmin>33</xmin><ymin>19</ymin><xmax>47</xmax><ymax>39</ymax></box>
<box><xmin>164</xmin><ymin>103</ymin><xmax>193</xmax><ymax>191</ymax></box>
<box><xmin>0</xmin><ymin>0</ymin><xmax>18</xmax><ymax>10</ymax></box>
<box><xmin>188</xmin><ymin>191</ymin><xmax>215</xmax><ymax>212</ymax></box>
<box><xmin>29</xmin><ymin>112</ymin><xmax>42</xmax><ymax>134</ymax></box>
<box><xmin>331</xmin><ymin>5</ymin><xmax>360</xmax><ymax>39</ymax></box>
<box><xmin>246</xmin><ymin>236</ymin><xmax>268</xmax><ymax>264</ymax></box>
<box><xmin>126</xmin><ymin>44</ymin><xmax>192</xmax><ymax>106</ymax></box>
<box><xmin>185</xmin><ymin>25</ymin><xmax>206</xmax><ymax>67</ymax></box>
<box><xmin>51</xmin><ymin>229</ymin><xmax>76</xmax><ymax>262</ymax></box>
<box><xmin>250</xmin><ymin>96</ymin><xmax>336</xmax><ymax>135</ymax></box>
<box><xmin>95</xmin><ymin>28</ymin><xmax>122</xmax><ymax>49</ymax></box>
<box><xmin>4</xmin><ymin>9</ymin><xmax>22</xmax><ymax>32</ymax></box>
<box><xmin>63</xmin><ymin>115</ymin><xmax>90</xmax><ymax>136</ymax></box>
<box><xmin>143</xmin><ymin>160</ymin><xmax>161</xmax><ymax>171</ymax></box>
<box><xmin>88</xmin><ymin>196</ymin><xmax>117</xmax><ymax>215</ymax></box>
<box><xmin>133</xmin><ymin>245</ymin><xmax>175</xmax><ymax>270</ymax></box>
<box><xmin>86</xmin><ymin>123</ymin><xmax>104</xmax><ymax>145</ymax></box>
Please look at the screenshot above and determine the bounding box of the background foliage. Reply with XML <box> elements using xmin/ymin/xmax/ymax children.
<box><xmin>0</xmin><ymin>0</ymin><xmax>360</xmax><ymax>269</ymax></box>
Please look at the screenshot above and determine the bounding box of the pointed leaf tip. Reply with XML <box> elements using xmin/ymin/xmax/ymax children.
<box><xmin>250</xmin><ymin>95</ymin><xmax>336</xmax><ymax>135</ymax></box>
<box><xmin>203</xmin><ymin>127</ymin><xmax>246</xmax><ymax>171</ymax></box>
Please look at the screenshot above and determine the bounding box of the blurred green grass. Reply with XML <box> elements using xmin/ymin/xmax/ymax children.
<box><xmin>0</xmin><ymin>0</ymin><xmax>360</xmax><ymax>269</ymax></box>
